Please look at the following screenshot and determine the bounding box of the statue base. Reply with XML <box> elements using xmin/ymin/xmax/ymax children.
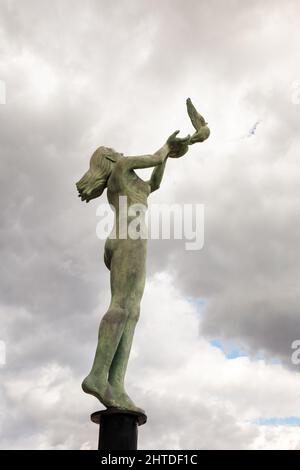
<box><xmin>91</xmin><ymin>408</ymin><xmax>147</xmax><ymax>450</ymax></box>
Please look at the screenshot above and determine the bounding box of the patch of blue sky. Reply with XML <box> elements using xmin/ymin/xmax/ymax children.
<box><xmin>210</xmin><ymin>339</ymin><xmax>282</xmax><ymax>364</ymax></box>
<box><xmin>255</xmin><ymin>416</ymin><xmax>300</xmax><ymax>427</ymax></box>
<box><xmin>210</xmin><ymin>338</ymin><xmax>248</xmax><ymax>359</ymax></box>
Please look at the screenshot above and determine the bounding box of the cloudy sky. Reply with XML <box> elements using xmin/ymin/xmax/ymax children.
<box><xmin>1</xmin><ymin>0</ymin><xmax>300</xmax><ymax>450</ymax></box>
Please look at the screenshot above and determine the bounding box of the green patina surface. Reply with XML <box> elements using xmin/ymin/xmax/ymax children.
<box><xmin>76</xmin><ymin>98</ymin><xmax>210</xmax><ymax>413</ymax></box>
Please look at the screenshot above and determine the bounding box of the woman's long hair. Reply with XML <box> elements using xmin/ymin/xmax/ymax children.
<box><xmin>76</xmin><ymin>146</ymin><xmax>121</xmax><ymax>203</ymax></box>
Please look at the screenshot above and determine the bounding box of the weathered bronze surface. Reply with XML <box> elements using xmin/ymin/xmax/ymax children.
<box><xmin>76</xmin><ymin>99</ymin><xmax>210</xmax><ymax>413</ymax></box>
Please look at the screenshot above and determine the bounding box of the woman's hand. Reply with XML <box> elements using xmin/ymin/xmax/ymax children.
<box><xmin>166</xmin><ymin>130</ymin><xmax>190</xmax><ymax>158</ymax></box>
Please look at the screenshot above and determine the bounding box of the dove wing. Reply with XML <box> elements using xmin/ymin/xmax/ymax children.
<box><xmin>186</xmin><ymin>98</ymin><xmax>206</xmax><ymax>130</ymax></box>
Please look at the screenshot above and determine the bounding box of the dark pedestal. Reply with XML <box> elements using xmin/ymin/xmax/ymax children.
<box><xmin>91</xmin><ymin>408</ymin><xmax>147</xmax><ymax>450</ymax></box>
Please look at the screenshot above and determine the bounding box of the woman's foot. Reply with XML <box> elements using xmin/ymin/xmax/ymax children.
<box><xmin>82</xmin><ymin>374</ymin><xmax>119</xmax><ymax>408</ymax></box>
<box><xmin>108</xmin><ymin>384</ymin><xmax>145</xmax><ymax>414</ymax></box>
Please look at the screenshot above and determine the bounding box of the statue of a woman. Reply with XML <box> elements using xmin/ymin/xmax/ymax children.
<box><xmin>76</xmin><ymin>99</ymin><xmax>210</xmax><ymax>413</ymax></box>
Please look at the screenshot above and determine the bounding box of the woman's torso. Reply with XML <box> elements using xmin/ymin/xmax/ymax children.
<box><xmin>105</xmin><ymin>163</ymin><xmax>151</xmax><ymax>245</ymax></box>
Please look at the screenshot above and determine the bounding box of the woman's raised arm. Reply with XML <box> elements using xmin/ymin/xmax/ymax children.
<box><xmin>119</xmin><ymin>144</ymin><xmax>169</xmax><ymax>171</ymax></box>
<box><xmin>148</xmin><ymin>159</ymin><xmax>168</xmax><ymax>192</ymax></box>
<box><xmin>119</xmin><ymin>131</ymin><xmax>190</xmax><ymax>171</ymax></box>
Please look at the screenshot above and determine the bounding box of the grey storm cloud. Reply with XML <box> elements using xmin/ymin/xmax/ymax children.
<box><xmin>1</xmin><ymin>0</ymin><xmax>300</xmax><ymax>450</ymax></box>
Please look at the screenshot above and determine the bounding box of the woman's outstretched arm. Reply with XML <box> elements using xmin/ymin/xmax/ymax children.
<box><xmin>120</xmin><ymin>144</ymin><xmax>169</xmax><ymax>170</ymax></box>
<box><xmin>119</xmin><ymin>131</ymin><xmax>190</xmax><ymax>172</ymax></box>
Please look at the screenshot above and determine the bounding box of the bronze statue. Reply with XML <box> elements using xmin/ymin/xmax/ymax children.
<box><xmin>76</xmin><ymin>98</ymin><xmax>210</xmax><ymax>413</ymax></box>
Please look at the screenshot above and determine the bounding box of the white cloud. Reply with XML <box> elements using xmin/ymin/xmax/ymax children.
<box><xmin>1</xmin><ymin>0</ymin><xmax>300</xmax><ymax>449</ymax></box>
<box><xmin>2</xmin><ymin>275</ymin><xmax>299</xmax><ymax>449</ymax></box>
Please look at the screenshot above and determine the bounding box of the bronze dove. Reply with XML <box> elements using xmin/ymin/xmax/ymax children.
<box><xmin>186</xmin><ymin>97</ymin><xmax>210</xmax><ymax>144</ymax></box>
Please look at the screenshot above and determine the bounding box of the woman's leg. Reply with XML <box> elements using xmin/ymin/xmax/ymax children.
<box><xmin>82</xmin><ymin>238</ymin><xmax>146</xmax><ymax>410</ymax></box>
<box><xmin>82</xmin><ymin>301</ymin><xmax>129</xmax><ymax>407</ymax></box>
<box><xmin>107</xmin><ymin>241</ymin><xmax>146</xmax><ymax>411</ymax></box>
<box><xmin>107</xmin><ymin>305</ymin><xmax>143</xmax><ymax>411</ymax></box>
<box><xmin>108</xmin><ymin>305</ymin><xmax>140</xmax><ymax>388</ymax></box>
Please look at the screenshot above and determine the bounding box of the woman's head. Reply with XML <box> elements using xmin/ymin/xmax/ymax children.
<box><xmin>76</xmin><ymin>146</ymin><xmax>122</xmax><ymax>202</ymax></box>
